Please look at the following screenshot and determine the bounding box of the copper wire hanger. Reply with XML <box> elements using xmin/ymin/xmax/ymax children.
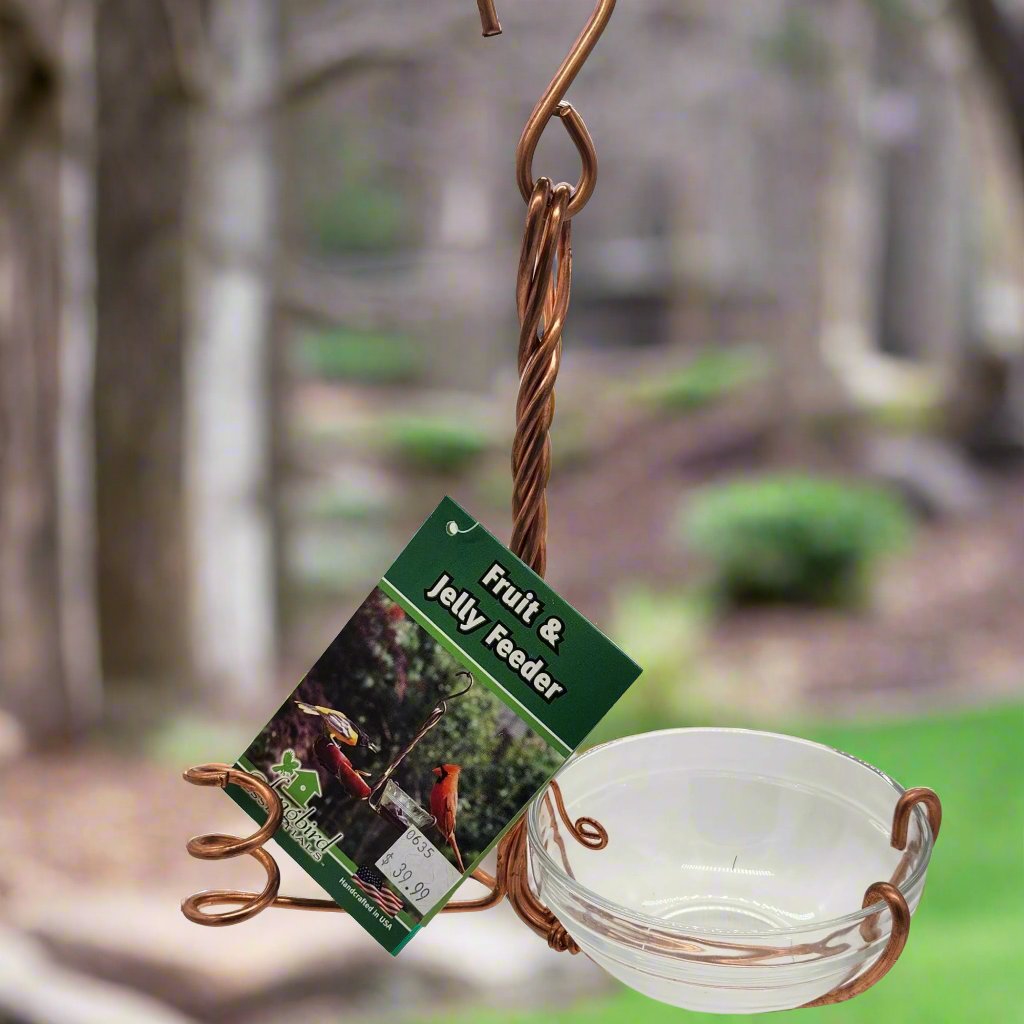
<box><xmin>182</xmin><ymin>3</ymin><xmax>941</xmax><ymax>1007</ymax></box>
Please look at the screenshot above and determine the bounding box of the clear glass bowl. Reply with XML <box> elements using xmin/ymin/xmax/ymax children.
<box><xmin>527</xmin><ymin>729</ymin><xmax>935</xmax><ymax>1014</ymax></box>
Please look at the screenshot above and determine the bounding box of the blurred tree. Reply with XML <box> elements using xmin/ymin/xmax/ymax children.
<box><xmin>962</xmin><ymin>0</ymin><xmax>1024</xmax><ymax>169</ymax></box>
<box><xmin>94</xmin><ymin>0</ymin><xmax>190</xmax><ymax>681</ymax></box>
<box><xmin>0</xmin><ymin>0</ymin><xmax>101</xmax><ymax>741</ymax></box>
<box><xmin>183</xmin><ymin>0</ymin><xmax>280</xmax><ymax>699</ymax></box>
<box><xmin>94</xmin><ymin>0</ymin><xmax>281</xmax><ymax>696</ymax></box>
<box><xmin>957</xmin><ymin>0</ymin><xmax>1024</xmax><ymax>453</ymax></box>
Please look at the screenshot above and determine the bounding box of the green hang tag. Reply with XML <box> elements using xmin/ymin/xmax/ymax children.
<box><xmin>225</xmin><ymin>496</ymin><xmax>642</xmax><ymax>954</ymax></box>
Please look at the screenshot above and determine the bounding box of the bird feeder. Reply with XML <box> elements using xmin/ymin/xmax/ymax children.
<box><xmin>366</xmin><ymin>671</ymin><xmax>475</xmax><ymax>830</ymax></box>
<box><xmin>182</xmin><ymin>0</ymin><xmax>941</xmax><ymax>1012</ymax></box>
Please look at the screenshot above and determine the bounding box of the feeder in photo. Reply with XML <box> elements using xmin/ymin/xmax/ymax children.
<box><xmin>374</xmin><ymin>779</ymin><xmax>437</xmax><ymax>832</ymax></box>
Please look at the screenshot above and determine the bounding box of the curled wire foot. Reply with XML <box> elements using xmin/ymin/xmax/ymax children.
<box><xmin>181</xmin><ymin>763</ymin><xmax>285</xmax><ymax>926</ymax></box>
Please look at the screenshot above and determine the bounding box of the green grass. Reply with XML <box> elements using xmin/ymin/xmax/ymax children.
<box><xmin>421</xmin><ymin>703</ymin><xmax>1024</xmax><ymax>1024</ymax></box>
<box><xmin>585</xmin><ymin>588</ymin><xmax>713</xmax><ymax>745</ymax></box>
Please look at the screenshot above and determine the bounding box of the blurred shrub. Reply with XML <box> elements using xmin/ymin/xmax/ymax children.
<box><xmin>302</xmin><ymin>484</ymin><xmax>392</xmax><ymax>524</ymax></box>
<box><xmin>631</xmin><ymin>347</ymin><xmax>764</xmax><ymax>413</ymax></box>
<box><xmin>382</xmin><ymin>415</ymin><xmax>493</xmax><ymax>473</ymax></box>
<box><xmin>866</xmin><ymin>0</ymin><xmax>916</xmax><ymax>25</ymax></box>
<box><xmin>587</xmin><ymin>588</ymin><xmax>711</xmax><ymax>745</ymax></box>
<box><xmin>309</xmin><ymin>182</ymin><xmax>405</xmax><ymax>254</ymax></box>
<box><xmin>684</xmin><ymin>475</ymin><xmax>912</xmax><ymax>606</ymax></box>
<box><xmin>760</xmin><ymin>8</ymin><xmax>829</xmax><ymax>77</ymax></box>
<box><xmin>146</xmin><ymin>714</ymin><xmax>255</xmax><ymax>767</ymax></box>
<box><xmin>290</xmin><ymin>524</ymin><xmax>398</xmax><ymax>594</ymax></box>
<box><xmin>296</xmin><ymin>328</ymin><xmax>421</xmax><ymax>384</ymax></box>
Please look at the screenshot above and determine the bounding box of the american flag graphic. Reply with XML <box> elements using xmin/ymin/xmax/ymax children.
<box><xmin>353</xmin><ymin>865</ymin><xmax>404</xmax><ymax>917</ymax></box>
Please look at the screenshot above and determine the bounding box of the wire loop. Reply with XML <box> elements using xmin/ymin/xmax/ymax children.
<box><xmin>892</xmin><ymin>786</ymin><xmax>943</xmax><ymax>849</ymax></box>
<box><xmin>801</xmin><ymin>882</ymin><xmax>911</xmax><ymax>1008</ymax></box>
<box><xmin>480</xmin><ymin>0</ymin><xmax>615</xmax><ymax>219</ymax></box>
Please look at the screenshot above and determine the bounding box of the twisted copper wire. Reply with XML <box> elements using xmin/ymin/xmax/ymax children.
<box><xmin>510</xmin><ymin>179</ymin><xmax>572</xmax><ymax>577</ymax></box>
<box><xmin>179</xmin><ymin>156</ymin><xmax>938</xmax><ymax>998</ymax></box>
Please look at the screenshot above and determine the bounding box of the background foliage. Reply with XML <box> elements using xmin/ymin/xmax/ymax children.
<box><xmin>685</xmin><ymin>475</ymin><xmax>912</xmax><ymax>606</ymax></box>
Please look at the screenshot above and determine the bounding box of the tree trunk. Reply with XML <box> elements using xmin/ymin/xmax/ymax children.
<box><xmin>961</xmin><ymin>0</ymin><xmax>1024</xmax><ymax>170</ymax></box>
<box><xmin>94</xmin><ymin>1</ymin><xmax>190</xmax><ymax>681</ymax></box>
<box><xmin>817</xmin><ymin>0</ymin><xmax>887</xmax><ymax>405</ymax></box>
<box><xmin>185</xmin><ymin>0</ymin><xmax>280</xmax><ymax>698</ymax></box>
<box><xmin>958</xmin><ymin>0</ymin><xmax>1024</xmax><ymax>452</ymax></box>
<box><xmin>57</xmin><ymin>0</ymin><xmax>102</xmax><ymax>725</ymax></box>
<box><xmin>0</xmin><ymin>0</ymin><xmax>99</xmax><ymax>741</ymax></box>
<box><xmin>877</xmin><ymin>18</ymin><xmax>969</xmax><ymax>370</ymax></box>
<box><xmin>411</xmin><ymin>48</ymin><xmax>506</xmax><ymax>390</ymax></box>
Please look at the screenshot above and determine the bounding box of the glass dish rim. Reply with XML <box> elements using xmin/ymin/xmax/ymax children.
<box><xmin>527</xmin><ymin>726</ymin><xmax>935</xmax><ymax>941</ymax></box>
<box><xmin>554</xmin><ymin>903</ymin><xmax>893</xmax><ymax>981</ymax></box>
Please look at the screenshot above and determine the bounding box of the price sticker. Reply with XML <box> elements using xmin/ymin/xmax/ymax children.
<box><xmin>375</xmin><ymin>826</ymin><xmax>463</xmax><ymax>915</ymax></box>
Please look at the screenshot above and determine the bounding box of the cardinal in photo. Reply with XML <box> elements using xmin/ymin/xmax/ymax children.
<box><xmin>295</xmin><ymin>701</ymin><xmax>380</xmax><ymax>753</ymax></box>
<box><xmin>430</xmin><ymin>763</ymin><xmax>464</xmax><ymax>871</ymax></box>
<box><xmin>313</xmin><ymin>735</ymin><xmax>372</xmax><ymax>800</ymax></box>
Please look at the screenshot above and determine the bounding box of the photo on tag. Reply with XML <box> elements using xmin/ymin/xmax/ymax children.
<box><xmin>225</xmin><ymin>496</ymin><xmax>642</xmax><ymax>954</ymax></box>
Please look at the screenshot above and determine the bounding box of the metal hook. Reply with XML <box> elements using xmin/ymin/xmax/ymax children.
<box><xmin>479</xmin><ymin>0</ymin><xmax>617</xmax><ymax>219</ymax></box>
<box><xmin>441</xmin><ymin>670</ymin><xmax>475</xmax><ymax>702</ymax></box>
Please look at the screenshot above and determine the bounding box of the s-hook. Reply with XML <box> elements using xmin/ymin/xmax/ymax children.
<box><xmin>478</xmin><ymin>0</ymin><xmax>617</xmax><ymax>219</ymax></box>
